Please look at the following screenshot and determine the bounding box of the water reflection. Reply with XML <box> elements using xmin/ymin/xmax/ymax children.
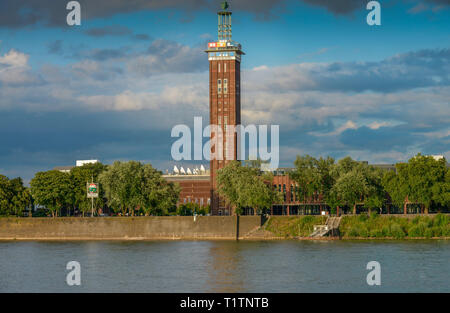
<box><xmin>0</xmin><ymin>240</ymin><xmax>449</xmax><ymax>292</ymax></box>
<box><xmin>206</xmin><ymin>241</ymin><xmax>246</xmax><ymax>292</ymax></box>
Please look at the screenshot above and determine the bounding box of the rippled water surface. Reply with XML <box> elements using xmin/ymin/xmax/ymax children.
<box><xmin>0</xmin><ymin>240</ymin><xmax>448</xmax><ymax>292</ymax></box>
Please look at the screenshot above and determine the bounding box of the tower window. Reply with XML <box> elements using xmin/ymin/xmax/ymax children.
<box><xmin>218</xmin><ymin>79</ymin><xmax>222</xmax><ymax>93</ymax></box>
<box><xmin>224</xmin><ymin>63</ymin><xmax>227</xmax><ymax>73</ymax></box>
<box><xmin>223</xmin><ymin>79</ymin><xmax>228</xmax><ymax>93</ymax></box>
<box><xmin>218</xmin><ymin>63</ymin><xmax>221</xmax><ymax>73</ymax></box>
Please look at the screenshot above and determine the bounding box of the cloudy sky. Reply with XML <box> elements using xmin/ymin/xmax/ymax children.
<box><xmin>0</xmin><ymin>0</ymin><xmax>449</xmax><ymax>182</ymax></box>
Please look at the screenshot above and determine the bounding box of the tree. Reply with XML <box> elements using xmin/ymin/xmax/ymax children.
<box><xmin>216</xmin><ymin>161</ymin><xmax>282</xmax><ymax>215</ymax></box>
<box><xmin>290</xmin><ymin>155</ymin><xmax>318</xmax><ymax>203</ymax></box>
<box><xmin>432</xmin><ymin>169</ymin><xmax>450</xmax><ymax>210</ymax></box>
<box><xmin>290</xmin><ymin>155</ymin><xmax>335</xmax><ymax>205</ymax></box>
<box><xmin>8</xmin><ymin>178</ymin><xmax>32</xmax><ymax>216</ymax></box>
<box><xmin>140</xmin><ymin>163</ymin><xmax>180</xmax><ymax>216</ymax></box>
<box><xmin>0</xmin><ymin>175</ymin><xmax>14</xmax><ymax>215</ymax></box>
<box><xmin>382</xmin><ymin>163</ymin><xmax>409</xmax><ymax>210</ymax></box>
<box><xmin>70</xmin><ymin>162</ymin><xmax>106</xmax><ymax>216</ymax></box>
<box><xmin>407</xmin><ymin>154</ymin><xmax>447</xmax><ymax>214</ymax></box>
<box><xmin>99</xmin><ymin>161</ymin><xmax>180</xmax><ymax>216</ymax></box>
<box><xmin>30</xmin><ymin>170</ymin><xmax>73</xmax><ymax>217</ymax></box>
<box><xmin>332</xmin><ymin>169</ymin><xmax>367</xmax><ymax>214</ymax></box>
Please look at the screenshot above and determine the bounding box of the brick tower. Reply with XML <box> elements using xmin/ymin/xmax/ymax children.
<box><xmin>205</xmin><ymin>1</ymin><xmax>244</xmax><ymax>215</ymax></box>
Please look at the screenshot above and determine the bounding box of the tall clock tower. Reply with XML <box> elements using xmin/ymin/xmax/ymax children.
<box><xmin>206</xmin><ymin>1</ymin><xmax>244</xmax><ymax>215</ymax></box>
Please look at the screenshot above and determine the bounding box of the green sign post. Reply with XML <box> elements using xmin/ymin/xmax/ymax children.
<box><xmin>87</xmin><ymin>181</ymin><xmax>99</xmax><ymax>217</ymax></box>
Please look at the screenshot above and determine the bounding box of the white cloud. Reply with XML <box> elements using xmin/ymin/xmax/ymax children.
<box><xmin>0</xmin><ymin>49</ymin><xmax>40</xmax><ymax>85</ymax></box>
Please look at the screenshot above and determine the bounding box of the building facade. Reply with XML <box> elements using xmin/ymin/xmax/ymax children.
<box><xmin>205</xmin><ymin>2</ymin><xmax>244</xmax><ymax>215</ymax></box>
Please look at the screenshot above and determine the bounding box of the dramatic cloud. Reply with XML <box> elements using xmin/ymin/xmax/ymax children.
<box><xmin>127</xmin><ymin>39</ymin><xmax>207</xmax><ymax>76</ymax></box>
<box><xmin>245</xmin><ymin>49</ymin><xmax>450</xmax><ymax>93</ymax></box>
<box><xmin>3</xmin><ymin>1</ymin><xmax>448</xmax><ymax>29</ymax></box>
<box><xmin>0</xmin><ymin>0</ymin><xmax>282</xmax><ymax>28</ymax></box>
<box><xmin>84</xmin><ymin>25</ymin><xmax>132</xmax><ymax>37</ymax></box>
<box><xmin>0</xmin><ymin>43</ymin><xmax>449</xmax><ymax>181</ymax></box>
<box><xmin>301</xmin><ymin>0</ymin><xmax>367</xmax><ymax>15</ymax></box>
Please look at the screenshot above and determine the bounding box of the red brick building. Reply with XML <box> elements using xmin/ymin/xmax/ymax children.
<box><xmin>164</xmin><ymin>174</ymin><xmax>211</xmax><ymax>208</ymax></box>
<box><xmin>205</xmin><ymin>3</ymin><xmax>244</xmax><ymax>215</ymax></box>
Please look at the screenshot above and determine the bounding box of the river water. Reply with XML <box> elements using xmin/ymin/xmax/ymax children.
<box><xmin>0</xmin><ymin>240</ymin><xmax>448</xmax><ymax>293</ymax></box>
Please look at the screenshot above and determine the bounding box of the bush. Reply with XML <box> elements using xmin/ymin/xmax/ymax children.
<box><xmin>443</xmin><ymin>225</ymin><xmax>450</xmax><ymax>237</ymax></box>
<box><xmin>360</xmin><ymin>226</ymin><xmax>369</xmax><ymax>238</ymax></box>
<box><xmin>424</xmin><ymin>228</ymin><xmax>434</xmax><ymax>238</ymax></box>
<box><xmin>390</xmin><ymin>223</ymin><xmax>405</xmax><ymax>239</ymax></box>
<box><xmin>409</xmin><ymin>222</ymin><xmax>427</xmax><ymax>237</ymax></box>
<box><xmin>358</xmin><ymin>213</ymin><xmax>369</xmax><ymax>222</ymax></box>
<box><xmin>382</xmin><ymin>225</ymin><xmax>391</xmax><ymax>237</ymax></box>
<box><xmin>348</xmin><ymin>226</ymin><xmax>360</xmax><ymax>237</ymax></box>
<box><xmin>433</xmin><ymin>214</ymin><xmax>449</xmax><ymax>227</ymax></box>
<box><xmin>431</xmin><ymin>226</ymin><xmax>442</xmax><ymax>237</ymax></box>
<box><xmin>408</xmin><ymin>225</ymin><xmax>422</xmax><ymax>237</ymax></box>
<box><xmin>370</xmin><ymin>229</ymin><xmax>383</xmax><ymax>238</ymax></box>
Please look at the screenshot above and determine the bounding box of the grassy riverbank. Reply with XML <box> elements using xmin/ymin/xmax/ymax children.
<box><xmin>339</xmin><ymin>213</ymin><xmax>450</xmax><ymax>239</ymax></box>
<box><xmin>262</xmin><ymin>214</ymin><xmax>450</xmax><ymax>239</ymax></box>
<box><xmin>264</xmin><ymin>216</ymin><xmax>327</xmax><ymax>238</ymax></box>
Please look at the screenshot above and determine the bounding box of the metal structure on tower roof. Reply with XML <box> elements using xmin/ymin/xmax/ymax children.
<box><xmin>218</xmin><ymin>1</ymin><xmax>232</xmax><ymax>41</ymax></box>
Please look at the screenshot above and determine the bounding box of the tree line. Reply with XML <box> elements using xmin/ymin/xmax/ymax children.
<box><xmin>290</xmin><ymin>153</ymin><xmax>449</xmax><ymax>214</ymax></box>
<box><xmin>0</xmin><ymin>161</ymin><xmax>180</xmax><ymax>217</ymax></box>
<box><xmin>216</xmin><ymin>154</ymin><xmax>449</xmax><ymax>215</ymax></box>
<box><xmin>0</xmin><ymin>154</ymin><xmax>448</xmax><ymax>217</ymax></box>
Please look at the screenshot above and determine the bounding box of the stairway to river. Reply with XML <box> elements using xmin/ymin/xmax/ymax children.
<box><xmin>310</xmin><ymin>216</ymin><xmax>341</xmax><ymax>238</ymax></box>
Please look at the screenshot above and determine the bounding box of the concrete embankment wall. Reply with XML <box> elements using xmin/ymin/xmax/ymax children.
<box><xmin>0</xmin><ymin>216</ymin><xmax>262</xmax><ymax>240</ymax></box>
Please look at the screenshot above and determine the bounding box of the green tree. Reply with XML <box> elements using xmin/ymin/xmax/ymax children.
<box><xmin>290</xmin><ymin>155</ymin><xmax>318</xmax><ymax>203</ymax></box>
<box><xmin>332</xmin><ymin>169</ymin><xmax>367</xmax><ymax>214</ymax></box>
<box><xmin>70</xmin><ymin>162</ymin><xmax>106</xmax><ymax>216</ymax></box>
<box><xmin>30</xmin><ymin>170</ymin><xmax>73</xmax><ymax>217</ymax></box>
<box><xmin>407</xmin><ymin>154</ymin><xmax>447</xmax><ymax>214</ymax></box>
<box><xmin>8</xmin><ymin>178</ymin><xmax>32</xmax><ymax>216</ymax></box>
<box><xmin>217</xmin><ymin>161</ymin><xmax>282</xmax><ymax>215</ymax></box>
<box><xmin>432</xmin><ymin>169</ymin><xmax>450</xmax><ymax>210</ymax></box>
<box><xmin>0</xmin><ymin>175</ymin><xmax>14</xmax><ymax>215</ymax></box>
<box><xmin>99</xmin><ymin>161</ymin><xmax>180</xmax><ymax>216</ymax></box>
<box><xmin>382</xmin><ymin>163</ymin><xmax>409</xmax><ymax>209</ymax></box>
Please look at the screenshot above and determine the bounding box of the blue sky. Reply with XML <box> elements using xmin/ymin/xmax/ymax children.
<box><xmin>0</xmin><ymin>0</ymin><xmax>449</xmax><ymax>182</ymax></box>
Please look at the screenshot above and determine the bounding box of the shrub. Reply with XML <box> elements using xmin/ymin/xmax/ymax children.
<box><xmin>358</xmin><ymin>213</ymin><xmax>369</xmax><ymax>222</ymax></box>
<box><xmin>443</xmin><ymin>225</ymin><xmax>450</xmax><ymax>237</ymax></box>
<box><xmin>302</xmin><ymin>215</ymin><xmax>315</xmax><ymax>224</ymax></box>
<box><xmin>348</xmin><ymin>226</ymin><xmax>361</xmax><ymax>237</ymax></box>
<box><xmin>424</xmin><ymin>228</ymin><xmax>433</xmax><ymax>239</ymax></box>
<box><xmin>433</xmin><ymin>214</ymin><xmax>449</xmax><ymax>227</ymax></box>
<box><xmin>431</xmin><ymin>226</ymin><xmax>442</xmax><ymax>237</ymax></box>
<box><xmin>409</xmin><ymin>222</ymin><xmax>427</xmax><ymax>237</ymax></box>
<box><xmin>370</xmin><ymin>229</ymin><xmax>383</xmax><ymax>238</ymax></box>
<box><xmin>360</xmin><ymin>226</ymin><xmax>369</xmax><ymax>238</ymax></box>
<box><xmin>408</xmin><ymin>225</ymin><xmax>420</xmax><ymax>237</ymax></box>
<box><xmin>390</xmin><ymin>223</ymin><xmax>405</xmax><ymax>239</ymax></box>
